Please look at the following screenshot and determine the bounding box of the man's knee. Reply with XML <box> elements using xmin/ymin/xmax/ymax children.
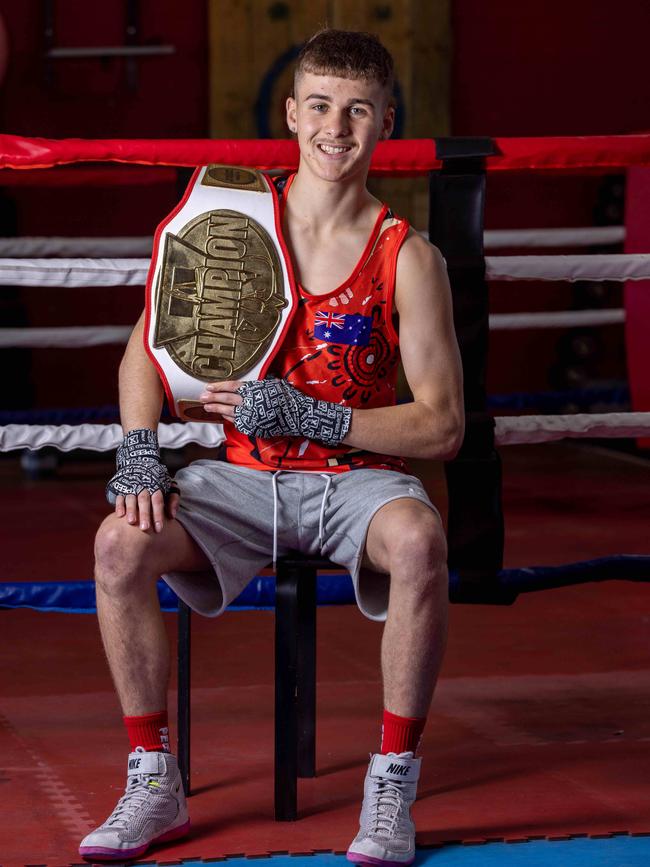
<box><xmin>386</xmin><ymin>510</ymin><xmax>448</xmax><ymax>596</ymax></box>
<box><xmin>94</xmin><ymin>514</ymin><xmax>156</xmax><ymax>596</ymax></box>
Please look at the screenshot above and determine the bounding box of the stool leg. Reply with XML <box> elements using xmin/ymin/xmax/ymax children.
<box><xmin>275</xmin><ymin>561</ymin><xmax>299</xmax><ymax>820</ymax></box>
<box><xmin>297</xmin><ymin>566</ymin><xmax>316</xmax><ymax>778</ymax></box>
<box><xmin>177</xmin><ymin>600</ymin><xmax>191</xmax><ymax>797</ymax></box>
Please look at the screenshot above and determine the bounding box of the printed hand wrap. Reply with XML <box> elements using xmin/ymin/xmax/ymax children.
<box><xmin>233</xmin><ymin>378</ymin><xmax>352</xmax><ymax>447</ymax></box>
<box><xmin>106</xmin><ymin>428</ymin><xmax>174</xmax><ymax>504</ymax></box>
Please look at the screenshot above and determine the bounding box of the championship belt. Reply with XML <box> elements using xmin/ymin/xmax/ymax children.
<box><xmin>144</xmin><ymin>165</ymin><xmax>297</xmax><ymax>421</ymax></box>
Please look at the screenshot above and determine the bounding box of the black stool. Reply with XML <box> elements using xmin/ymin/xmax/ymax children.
<box><xmin>176</xmin><ymin>554</ymin><xmax>330</xmax><ymax>820</ymax></box>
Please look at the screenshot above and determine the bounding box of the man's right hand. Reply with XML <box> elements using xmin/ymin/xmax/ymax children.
<box><xmin>106</xmin><ymin>428</ymin><xmax>180</xmax><ymax>533</ymax></box>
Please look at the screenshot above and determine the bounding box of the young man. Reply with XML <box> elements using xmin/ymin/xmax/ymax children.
<box><xmin>80</xmin><ymin>29</ymin><xmax>464</xmax><ymax>864</ymax></box>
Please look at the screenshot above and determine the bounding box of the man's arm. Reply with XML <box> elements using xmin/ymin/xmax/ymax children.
<box><xmin>111</xmin><ymin>311</ymin><xmax>179</xmax><ymax>531</ymax></box>
<box><xmin>119</xmin><ymin>311</ymin><xmax>164</xmax><ymax>432</ymax></box>
<box><xmin>342</xmin><ymin>232</ymin><xmax>464</xmax><ymax>460</ymax></box>
<box><xmin>198</xmin><ymin>233</ymin><xmax>464</xmax><ymax>460</ymax></box>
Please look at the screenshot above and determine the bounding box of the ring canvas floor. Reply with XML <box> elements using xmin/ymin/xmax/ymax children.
<box><xmin>0</xmin><ymin>442</ymin><xmax>648</xmax><ymax>866</ymax></box>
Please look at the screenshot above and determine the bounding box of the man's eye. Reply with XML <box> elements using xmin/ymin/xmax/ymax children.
<box><xmin>350</xmin><ymin>106</ymin><xmax>367</xmax><ymax>117</ymax></box>
<box><xmin>311</xmin><ymin>103</ymin><xmax>327</xmax><ymax>111</ymax></box>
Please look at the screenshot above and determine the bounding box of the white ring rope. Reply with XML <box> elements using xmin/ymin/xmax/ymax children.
<box><xmin>486</xmin><ymin>254</ymin><xmax>650</xmax><ymax>283</ymax></box>
<box><xmin>483</xmin><ymin>226</ymin><xmax>625</xmax><ymax>250</ymax></box>
<box><xmin>0</xmin><ymin>326</ymin><xmax>132</xmax><ymax>348</ymax></box>
<box><xmin>0</xmin><ymin>237</ymin><xmax>153</xmax><ymax>257</ymax></box>
<box><xmin>2</xmin><ymin>413</ymin><xmax>649</xmax><ymax>452</ymax></box>
<box><xmin>489</xmin><ymin>309</ymin><xmax>625</xmax><ymax>330</ymax></box>
<box><xmin>0</xmin><ymin>310</ymin><xmax>627</xmax><ymax>348</ymax></box>
<box><xmin>0</xmin><ymin>253</ymin><xmax>649</xmax><ymax>288</ymax></box>
<box><xmin>495</xmin><ymin>413</ymin><xmax>650</xmax><ymax>445</ymax></box>
<box><xmin>0</xmin><ymin>258</ymin><xmax>149</xmax><ymax>287</ymax></box>
<box><xmin>2</xmin><ymin>226</ymin><xmax>624</xmax><ymax>258</ymax></box>
<box><xmin>0</xmin><ymin>423</ymin><xmax>225</xmax><ymax>452</ymax></box>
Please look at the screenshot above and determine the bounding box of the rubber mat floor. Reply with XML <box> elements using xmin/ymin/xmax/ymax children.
<box><xmin>0</xmin><ymin>443</ymin><xmax>649</xmax><ymax>864</ymax></box>
<box><xmin>129</xmin><ymin>840</ymin><xmax>650</xmax><ymax>867</ymax></box>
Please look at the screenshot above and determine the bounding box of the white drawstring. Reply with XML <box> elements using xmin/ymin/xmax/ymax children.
<box><xmin>318</xmin><ymin>473</ymin><xmax>333</xmax><ymax>550</ymax></box>
<box><xmin>270</xmin><ymin>471</ymin><xmax>334</xmax><ymax>568</ymax></box>
<box><xmin>271</xmin><ymin>470</ymin><xmax>281</xmax><ymax>567</ymax></box>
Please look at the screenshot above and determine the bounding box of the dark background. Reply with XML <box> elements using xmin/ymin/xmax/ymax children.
<box><xmin>0</xmin><ymin>0</ymin><xmax>647</xmax><ymax>409</ymax></box>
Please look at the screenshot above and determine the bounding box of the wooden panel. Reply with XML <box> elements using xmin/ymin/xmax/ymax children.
<box><xmin>411</xmin><ymin>0</ymin><xmax>450</xmax><ymax>138</ymax></box>
<box><xmin>209</xmin><ymin>0</ymin><xmax>327</xmax><ymax>138</ymax></box>
<box><xmin>329</xmin><ymin>0</ymin><xmax>450</xmax><ymax>229</ymax></box>
<box><xmin>209</xmin><ymin>0</ymin><xmax>254</xmax><ymax>138</ymax></box>
<box><xmin>209</xmin><ymin>0</ymin><xmax>450</xmax><ymax>226</ymax></box>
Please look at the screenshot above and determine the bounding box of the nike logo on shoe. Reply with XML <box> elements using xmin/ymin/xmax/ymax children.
<box><xmin>386</xmin><ymin>763</ymin><xmax>410</xmax><ymax>776</ymax></box>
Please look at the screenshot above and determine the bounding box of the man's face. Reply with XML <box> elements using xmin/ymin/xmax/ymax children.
<box><xmin>286</xmin><ymin>71</ymin><xmax>394</xmax><ymax>183</ymax></box>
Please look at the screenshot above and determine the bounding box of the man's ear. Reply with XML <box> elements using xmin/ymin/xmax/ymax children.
<box><xmin>286</xmin><ymin>96</ymin><xmax>297</xmax><ymax>134</ymax></box>
<box><xmin>380</xmin><ymin>103</ymin><xmax>395</xmax><ymax>140</ymax></box>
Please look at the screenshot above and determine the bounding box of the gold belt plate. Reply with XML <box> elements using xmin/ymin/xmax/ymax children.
<box><xmin>153</xmin><ymin>208</ymin><xmax>287</xmax><ymax>381</ymax></box>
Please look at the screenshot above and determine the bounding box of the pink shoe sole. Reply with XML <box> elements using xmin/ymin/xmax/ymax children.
<box><xmin>79</xmin><ymin>819</ymin><xmax>190</xmax><ymax>861</ymax></box>
<box><xmin>347</xmin><ymin>851</ymin><xmax>415</xmax><ymax>867</ymax></box>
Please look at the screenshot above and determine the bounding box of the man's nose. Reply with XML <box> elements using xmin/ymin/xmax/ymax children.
<box><xmin>325</xmin><ymin>109</ymin><xmax>350</xmax><ymax>137</ymax></box>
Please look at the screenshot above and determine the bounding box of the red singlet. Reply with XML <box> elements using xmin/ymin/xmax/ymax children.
<box><xmin>223</xmin><ymin>174</ymin><xmax>410</xmax><ymax>474</ymax></box>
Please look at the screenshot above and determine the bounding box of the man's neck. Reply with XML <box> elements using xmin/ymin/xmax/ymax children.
<box><xmin>286</xmin><ymin>166</ymin><xmax>376</xmax><ymax>232</ymax></box>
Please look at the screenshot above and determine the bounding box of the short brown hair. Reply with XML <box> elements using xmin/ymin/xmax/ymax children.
<box><xmin>294</xmin><ymin>29</ymin><xmax>394</xmax><ymax>98</ymax></box>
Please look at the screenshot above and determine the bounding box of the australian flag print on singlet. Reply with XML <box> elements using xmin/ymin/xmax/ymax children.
<box><xmin>314</xmin><ymin>311</ymin><xmax>372</xmax><ymax>346</ymax></box>
<box><xmin>223</xmin><ymin>172</ymin><xmax>411</xmax><ymax>473</ymax></box>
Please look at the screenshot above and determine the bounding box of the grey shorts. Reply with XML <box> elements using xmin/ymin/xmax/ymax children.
<box><xmin>163</xmin><ymin>461</ymin><xmax>439</xmax><ymax>622</ymax></box>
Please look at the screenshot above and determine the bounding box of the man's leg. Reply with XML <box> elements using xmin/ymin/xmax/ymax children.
<box><xmin>94</xmin><ymin>510</ymin><xmax>210</xmax><ymax>715</ymax></box>
<box><xmin>348</xmin><ymin>497</ymin><xmax>448</xmax><ymax>867</ymax></box>
<box><xmin>80</xmin><ymin>511</ymin><xmax>210</xmax><ymax>862</ymax></box>
<box><xmin>366</xmin><ymin>499</ymin><xmax>449</xmax><ymax>720</ymax></box>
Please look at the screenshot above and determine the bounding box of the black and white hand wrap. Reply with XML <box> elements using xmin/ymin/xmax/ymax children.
<box><xmin>106</xmin><ymin>428</ymin><xmax>176</xmax><ymax>505</ymax></box>
<box><xmin>233</xmin><ymin>378</ymin><xmax>352</xmax><ymax>447</ymax></box>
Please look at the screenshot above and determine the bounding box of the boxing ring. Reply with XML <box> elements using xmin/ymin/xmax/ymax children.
<box><xmin>1</xmin><ymin>133</ymin><xmax>649</xmax><ymax>608</ymax></box>
<box><xmin>1</xmin><ymin>135</ymin><xmax>650</xmax><ymax>866</ymax></box>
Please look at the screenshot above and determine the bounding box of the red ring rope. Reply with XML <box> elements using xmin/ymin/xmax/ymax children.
<box><xmin>1</xmin><ymin>133</ymin><xmax>650</xmax><ymax>174</ymax></box>
<box><xmin>2</xmin><ymin>131</ymin><xmax>649</xmax><ymax>444</ymax></box>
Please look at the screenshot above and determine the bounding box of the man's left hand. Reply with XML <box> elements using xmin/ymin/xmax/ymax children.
<box><xmin>200</xmin><ymin>378</ymin><xmax>351</xmax><ymax>446</ymax></box>
<box><xmin>199</xmin><ymin>380</ymin><xmax>244</xmax><ymax>421</ymax></box>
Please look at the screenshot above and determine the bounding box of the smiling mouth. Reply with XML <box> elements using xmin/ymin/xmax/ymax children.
<box><xmin>317</xmin><ymin>143</ymin><xmax>352</xmax><ymax>155</ymax></box>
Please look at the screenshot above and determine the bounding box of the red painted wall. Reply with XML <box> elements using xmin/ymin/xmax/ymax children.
<box><xmin>452</xmin><ymin>0</ymin><xmax>650</xmax><ymax>137</ymax></box>
<box><xmin>623</xmin><ymin>168</ymin><xmax>650</xmax><ymax>442</ymax></box>
<box><xmin>1</xmin><ymin>1</ymin><xmax>648</xmax><ymax>410</ymax></box>
<box><xmin>0</xmin><ymin>0</ymin><xmax>208</xmax><ymax>138</ymax></box>
<box><xmin>451</xmin><ymin>0</ymin><xmax>650</xmax><ymax>396</ymax></box>
<box><xmin>0</xmin><ymin>1</ymin><xmax>208</xmax><ymax>409</ymax></box>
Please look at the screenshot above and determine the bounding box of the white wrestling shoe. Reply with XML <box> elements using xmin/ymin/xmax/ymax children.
<box><xmin>347</xmin><ymin>751</ymin><xmax>421</xmax><ymax>867</ymax></box>
<box><xmin>79</xmin><ymin>747</ymin><xmax>189</xmax><ymax>861</ymax></box>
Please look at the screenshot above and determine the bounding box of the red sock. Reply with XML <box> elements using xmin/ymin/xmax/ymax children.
<box><xmin>381</xmin><ymin>709</ymin><xmax>426</xmax><ymax>756</ymax></box>
<box><xmin>123</xmin><ymin>710</ymin><xmax>170</xmax><ymax>752</ymax></box>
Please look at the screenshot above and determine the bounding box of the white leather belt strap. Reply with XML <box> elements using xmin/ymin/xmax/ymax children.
<box><xmin>144</xmin><ymin>165</ymin><xmax>297</xmax><ymax>421</ymax></box>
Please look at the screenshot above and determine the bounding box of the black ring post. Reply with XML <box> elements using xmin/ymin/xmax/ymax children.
<box><xmin>177</xmin><ymin>599</ymin><xmax>191</xmax><ymax>795</ymax></box>
<box><xmin>274</xmin><ymin>559</ymin><xmax>300</xmax><ymax>820</ymax></box>
<box><xmin>429</xmin><ymin>137</ymin><xmax>513</xmax><ymax>604</ymax></box>
<box><xmin>296</xmin><ymin>565</ymin><xmax>316</xmax><ymax>779</ymax></box>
